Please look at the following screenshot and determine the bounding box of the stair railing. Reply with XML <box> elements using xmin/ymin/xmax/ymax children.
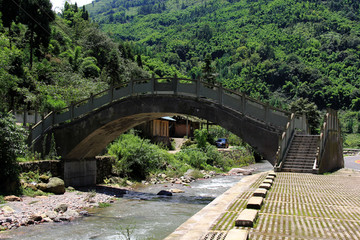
<box><xmin>315</xmin><ymin>109</ymin><xmax>343</xmax><ymax>172</ymax></box>
<box><xmin>275</xmin><ymin>113</ymin><xmax>296</xmax><ymax>171</ymax></box>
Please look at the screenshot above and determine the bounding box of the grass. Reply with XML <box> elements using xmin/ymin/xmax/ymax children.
<box><xmin>343</xmin><ymin>133</ymin><xmax>360</xmax><ymax>149</ymax></box>
<box><xmin>98</xmin><ymin>202</ymin><xmax>111</xmax><ymax>208</ymax></box>
<box><xmin>0</xmin><ymin>196</ymin><xmax>5</xmax><ymax>204</ymax></box>
<box><xmin>22</xmin><ymin>188</ymin><xmax>53</xmax><ymax>197</ymax></box>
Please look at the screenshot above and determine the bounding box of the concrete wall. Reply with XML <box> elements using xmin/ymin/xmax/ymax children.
<box><xmin>63</xmin><ymin>159</ymin><xmax>97</xmax><ymax>187</ymax></box>
<box><xmin>318</xmin><ymin>131</ymin><xmax>344</xmax><ymax>174</ymax></box>
<box><xmin>19</xmin><ymin>160</ymin><xmax>62</xmax><ymax>177</ymax></box>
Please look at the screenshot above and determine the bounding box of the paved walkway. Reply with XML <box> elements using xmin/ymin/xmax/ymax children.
<box><xmin>345</xmin><ymin>155</ymin><xmax>360</xmax><ymax>171</ymax></box>
<box><xmin>166</xmin><ymin>168</ymin><xmax>360</xmax><ymax>240</ymax></box>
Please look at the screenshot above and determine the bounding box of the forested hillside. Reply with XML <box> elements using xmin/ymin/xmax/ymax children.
<box><xmin>86</xmin><ymin>0</ymin><xmax>360</xmax><ymax>111</ymax></box>
<box><xmin>0</xmin><ymin>1</ymin><xmax>148</xmax><ymax>113</ymax></box>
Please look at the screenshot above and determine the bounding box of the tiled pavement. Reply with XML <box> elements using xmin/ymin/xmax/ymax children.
<box><xmin>203</xmin><ymin>169</ymin><xmax>360</xmax><ymax>240</ymax></box>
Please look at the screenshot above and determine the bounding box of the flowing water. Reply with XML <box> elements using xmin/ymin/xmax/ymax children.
<box><xmin>2</xmin><ymin>161</ymin><xmax>272</xmax><ymax>240</ymax></box>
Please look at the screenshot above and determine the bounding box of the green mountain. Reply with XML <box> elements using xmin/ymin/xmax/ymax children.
<box><xmin>85</xmin><ymin>0</ymin><xmax>360</xmax><ymax>110</ymax></box>
<box><xmin>0</xmin><ymin>2</ymin><xmax>148</xmax><ymax>113</ymax></box>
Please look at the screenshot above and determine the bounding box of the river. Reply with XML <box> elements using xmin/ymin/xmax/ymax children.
<box><xmin>2</xmin><ymin>161</ymin><xmax>272</xmax><ymax>240</ymax></box>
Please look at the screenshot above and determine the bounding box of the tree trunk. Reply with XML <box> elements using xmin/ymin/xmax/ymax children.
<box><xmin>30</xmin><ymin>30</ymin><xmax>34</xmax><ymax>69</ymax></box>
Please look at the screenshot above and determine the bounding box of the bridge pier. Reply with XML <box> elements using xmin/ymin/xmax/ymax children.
<box><xmin>63</xmin><ymin>158</ymin><xmax>97</xmax><ymax>187</ymax></box>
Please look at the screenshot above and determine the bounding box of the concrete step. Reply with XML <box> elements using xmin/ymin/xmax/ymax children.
<box><xmin>283</xmin><ymin>163</ymin><xmax>314</xmax><ymax>168</ymax></box>
<box><xmin>287</xmin><ymin>152</ymin><xmax>317</xmax><ymax>156</ymax></box>
<box><xmin>285</xmin><ymin>157</ymin><xmax>316</xmax><ymax>162</ymax></box>
<box><xmin>281</xmin><ymin>168</ymin><xmax>314</xmax><ymax>173</ymax></box>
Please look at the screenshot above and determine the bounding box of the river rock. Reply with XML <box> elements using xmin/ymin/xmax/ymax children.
<box><xmin>46</xmin><ymin>177</ymin><xmax>65</xmax><ymax>194</ymax></box>
<box><xmin>47</xmin><ymin>213</ymin><xmax>57</xmax><ymax>220</ymax></box>
<box><xmin>2</xmin><ymin>206</ymin><xmax>15</xmax><ymax>213</ymax></box>
<box><xmin>4</xmin><ymin>195</ymin><xmax>22</xmax><ymax>202</ymax></box>
<box><xmin>59</xmin><ymin>214</ymin><xmax>72</xmax><ymax>221</ymax></box>
<box><xmin>54</xmin><ymin>204</ymin><xmax>68</xmax><ymax>213</ymax></box>
<box><xmin>27</xmin><ymin>219</ymin><xmax>35</xmax><ymax>225</ymax></box>
<box><xmin>170</xmin><ymin>189</ymin><xmax>185</xmax><ymax>193</ymax></box>
<box><xmin>157</xmin><ymin>190</ymin><xmax>172</xmax><ymax>196</ymax></box>
<box><xmin>37</xmin><ymin>183</ymin><xmax>48</xmax><ymax>191</ymax></box>
<box><xmin>228</xmin><ymin>168</ymin><xmax>253</xmax><ymax>175</ymax></box>
<box><xmin>66</xmin><ymin>209</ymin><xmax>79</xmax><ymax>218</ymax></box>
<box><xmin>24</xmin><ymin>183</ymin><xmax>38</xmax><ymax>191</ymax></box>
<box><xmin>79</xmin><ymin>211</ymin><xmax>89</xmax><ymax>216</ymax></box>
<box><xmin>42</xmin><ymin>217</ymin><xmax>52</xmax><ymax>223</ymax></box>
<box><xmin>30</xmin><ymin>214</ymin><xmax>42</xmax><ymax>222</ymax></box>
<box><xmin>39</xmin><ymin>175</ymin><xmax>50</xmax><ymax>183</ymax></box>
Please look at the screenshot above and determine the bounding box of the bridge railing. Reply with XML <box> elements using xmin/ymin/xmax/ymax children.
<box><xmin>274</xmin><ymin>113</ymin><xmax>296</xmax><ymax>171</ymax></box>
<box><xmin>28</xmin><ymin>76</ymin><xmax>303</xmax><ymax>144</ymax></box>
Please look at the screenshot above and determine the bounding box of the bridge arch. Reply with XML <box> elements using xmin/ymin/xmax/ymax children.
<box><xmin>30</xmin><ymin>77</ymin><xmax>307</xmax><ymax>167</ymax></box>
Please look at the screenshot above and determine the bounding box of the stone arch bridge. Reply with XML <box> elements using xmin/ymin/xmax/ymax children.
<box><xmin>28</xmin><ymin>77</ymin><xmax>311</xmax><ymax>186</ymax></box>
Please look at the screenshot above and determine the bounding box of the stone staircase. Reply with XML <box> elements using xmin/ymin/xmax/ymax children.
<box><xmin>281</xmin><ymin>135</ymin><xmax>319</xmax><ymax>173</ymax></box>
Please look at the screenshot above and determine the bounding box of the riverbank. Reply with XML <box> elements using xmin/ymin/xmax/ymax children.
<box><xmin>0</xmin><ymin>188</ymin><xmax>116</xmax><ymax>231</ymax></box>
<box><xmin>0</xmin><ymin>167</ymin><xmax>254</xmax><ymax>233</ymax></box>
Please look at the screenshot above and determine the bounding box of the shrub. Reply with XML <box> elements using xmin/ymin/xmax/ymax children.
<box><xmin>108</xmin><ymin>134</ymin><xmax>174</xmax><ymax>180</ymax></box>
<box><xmin>175</xmin><ymin>147</ymin><xmax>209</xmax><ymax>169</ymax></box>
<box><xmin>0</xmin><ymin>112</ymin><xmax>26</xmax><ymax>195</ymax></box>
<box><xmin>194</xmin><ymin>129</ymin><xmax>209</xmax><ymax>149</ymax></box>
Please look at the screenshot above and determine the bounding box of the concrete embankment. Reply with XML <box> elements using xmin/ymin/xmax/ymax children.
<box><xmin>164</xmin><ymin>172</ymin><xmax>265</xmax><ymax>240</ymax></box>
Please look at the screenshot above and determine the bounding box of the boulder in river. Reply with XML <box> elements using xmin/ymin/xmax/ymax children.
<box><xmin>46</xmin><ymin>177</ymin><xmax>65</xmax><ymax>194</ymax></box>
<box><xmin>157</xmin><ymin>190</ymin><xmax>172</xmax><ymax>196</ymax></box>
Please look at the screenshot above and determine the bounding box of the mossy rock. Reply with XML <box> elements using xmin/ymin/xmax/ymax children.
<box><xmin>46</xmin><ymin>177</ymin><xmax>65</xmax><ymax>194</ymax></box>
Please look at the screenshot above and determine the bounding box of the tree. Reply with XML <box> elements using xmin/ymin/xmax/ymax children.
<box><xmin>0</xmin><ymin>0</ymin><xmax>20</xmax><ymax>47</ymax></box>
<box><xmin>107</xmin><ymin>49</ymin><xmax>123</xmax><ymax>85</ymax></box>
<box><xmin>136</xmin><ymin>54</ymin><xmax>143</xmax><ymax>68</ymax></box>
<box><xmin>81</xmin><ymin>6</ymin><xmax>89</xmax><ymax>21</ymax></box>
<box><xmin>290</xmin><ymin>98</ymin><xmax>321</xmax><ymax>134</ymax></box>
<box><xmin>0</xmin><ymin>112</ymin><xmax>26</xmax><ymax>195</ymax></box>
<box><xmin>19</xmin><ymin>0</ymin><xmax>55</xmax><ymax>69</ymax></box>
<box><xmin>202</xmin><ymin>53</ymin><xmax>216</xmax><ymax>84</ymax></box>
